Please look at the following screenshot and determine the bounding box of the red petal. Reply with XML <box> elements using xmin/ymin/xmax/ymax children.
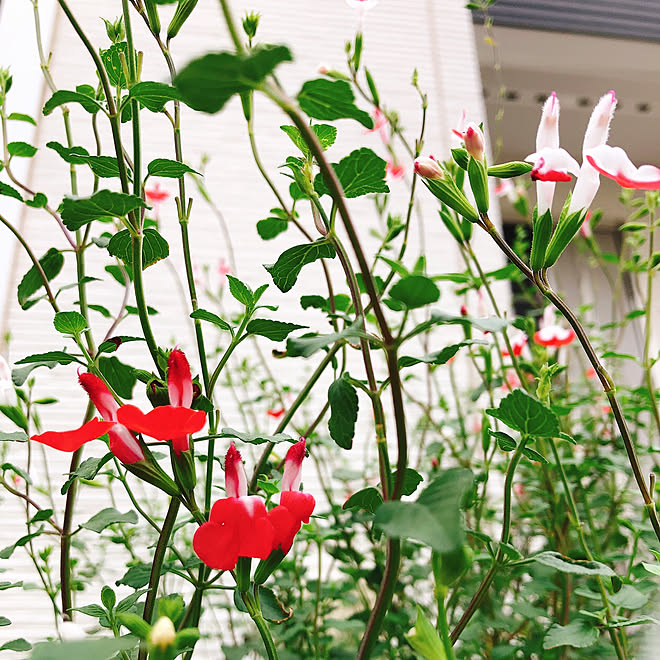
<box><xmin>108</xmin><ymin>425</ymin><xmax>145</xmax><ymax>464</ymax></box>
<box><xmin>268</xmin><ymin>505</ymin><xmax>299</xmax><ymax>553</ymax></box>
<box><xmin>193</xmin><ymin>521</ymin><xmax>239</xmax><ymax>571</ymax></box>
<box><xmin>238</xmin><ymin>514</ymin><xmax>275</xmax><ymax>559</ymax></box>
<box><xmin>117</xmin><ymin>404</ymin><xmax>205</xmax><ymax>440</ymax></box>
<box><xmin>168</xmin><ymin>349</ymin><xmax>193</xmax><ymax>408</ymax></box>
<box><xmin>31</xmin><ymin>418</ymin><xmax>114</xmax><ymax>452</ymax></box>
<box><xmin>281</xmin><ymin>490</ymin><xmax>315</xmax><ymax>524</ymax></box>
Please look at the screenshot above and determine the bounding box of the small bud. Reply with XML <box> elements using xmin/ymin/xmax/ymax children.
<box><xmin>464</xmin><ymin>123</ymin><xmax>485</xmax><ymax>162</ymax></box>
<box><xmin>167</xmin><ymin>0</ymin><xmax>199</xmax><ymax>40</ymax></box>
<box><xmin>150</xmin><ymin>617</ymin><xmax>176</xmax><ymax>650</ymax></box>
<box><xmin>242</xmin><ymin>11</ymin><xmax>260</xmax><ymax>40</ymax></box>
<box><xmin>414</xmin><ymin>156</ymin><xmax>443</xmax><ymax>180</ymax></box>
<box><xmin>460</xmin><ymin>304</ymin><xmax>468</xmax><ymax>317</ymax></box>
<box><xmin>102</xmin><ymin>17</ymin><xmax>125</xmax><ymax>43</ymax></box>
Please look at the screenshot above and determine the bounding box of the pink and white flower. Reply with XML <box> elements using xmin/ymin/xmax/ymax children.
<box><xmin>454</xmin><ymin>122</ymin><xmax>486</xmax><ymax>162</ymax></box>
<box><xmin>414</xmin><ymin>155</ymin><xmax>443</xmax><ymax>180</ymax></box>
<box><xmin>366</xmin><ymin>107</ymin><xmax>389</xmax><ymax>145</ymax></box>
<box><xmin>502</xmin><ymin>332</ymin><xmax>528</xmax><ymax>358</ymax></box>
<box><xmin>586</xmin><ymin>145</ymin><xmax>660</xmax><ymax>190</ymax></box>
<box><xmin>534</xmin><ymin>307</ymin><xmax>576</xmax><ymax>348</ymax></box>
<box><xmin>386</xmin><ymin>160</ymin><xmax>405</xmax><ymax>181</ymax></box>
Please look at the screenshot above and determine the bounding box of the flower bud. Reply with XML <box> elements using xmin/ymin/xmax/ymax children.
<box><xmin>487</xmin><ymin>161</ymin><xmax>533</xmax><ymax>178</ymax></box>
<box><xmin>167</xmin><ymin>0</ymin><xmax>198</xmax><ymax>40</ymax></box>
<box><xmin>150</xmin><ymin>617</ymin><xmax>176</xmax><ymax>650</ymax></box>
<box><xmin>102</xmin><ymin>17</ymin><xmax>125</xmax><ymax>44</ymax></box>
<box><xmin>143</xmin><ymin>0</ymin><xmax>161</xmax><ymax>35</ymax></box>
<box><xmin>464</xmin><ymin>123</ymin><xmax>485</xmax><ymax>162</ymax></box>
<box><xmin>242</xmin><ymin>11</ymin><xmax>260</xmax><ymax>39</ymax></box>
<box><xmin>414</xmin><ymin>156</ymin><xmax>443</xmax><ymax>180</ymax></box>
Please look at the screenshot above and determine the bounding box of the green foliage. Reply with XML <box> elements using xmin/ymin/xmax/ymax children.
<box><xmin>128</xmin><ymin>81</ymin><xmax>183</xmax><ymax>112</ymax></box>
<box><xmin>53</xmin><ymin>311</ymin><xmax>88</xmax><ymax>337</ymax></box>
<box><xmin>107</xmin><ymin>228</ymin><xmax>170</xmax><ymax>269</ymax></box>
<box><xmin>147</xmin><ymin>158</ymin><xmax>198</xmax><ymax>178</ymax></box>
<box><xmin>315</xmin><ymin>148</ymin><xmax>389</xmax><ymax>198</ymax></box>
<box><xmin>297</xmin><ymin>79</ymin><xmax>373</xmax><ymax>128</ymax></box>
<box><xmin>265</xmin><ymin>240</ymin><xmax>336</xmax><ymax>292</ymax></box>
<box><xmin>406</xmin><ymin>607</ymin><xmax>447</xmax><ymax>660</ymax></box>
<box><xmin>328</xmin><ymin>376</ymin><xmax>359</xmax><ymax>449</ymax></box>
<box><xmin>17</xmin><ymin>247</ymin><xmax>63</xmax><ymax>309</ymax></box>
<box><xmin>246</xmin><ymin>319</ymin><xmax>306</xmax><ymax>341</ymax></box>
<box><xmin>81</xmin><ymin>508</ymin><xmax>138</xmax><ymax>533</ymax></box>
<box><xmin>43</xmin><ymin>89</ymin><xmax>102</xmax><ymax>115</ymax></box>
<box><xmin>60</xmin><ymin>190</ymin><xmax>147</xmax><ymax>230</ymax></box>
<box><xmin>486</xmin><ymin>389</ymin><xmax>560</xmax><ymax>437</ymax></box>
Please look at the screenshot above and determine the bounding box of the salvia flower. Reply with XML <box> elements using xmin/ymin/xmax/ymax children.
<box><xmin>569</xmin><ymin>90</ymin><xmax>617</xmax><ymax>212</ymax></box>
<box><xmin>585</xmin><ymin>145</ymin><xmax>660</xmax><ymax>190</ymax></box>
<box><xmin>502</xmin><ymin>332</ymin><xmax>528</xmax><ymax>358</ymax></box>
<box><xmin>193</xmin><ymin>443</ymin><xmax>275</xmax><ymax>570</ymax></box>
<box><xmin>366</xmin><ymin>107</ymin><xmax>389</xmax><ymax>144</ymax></box>
<box><xmin>116</xmin><ymin>349</ymin><xmax>205</xmax><ymax>456</ymax></box>
<box><xmin>454</xmin><ymin>122</ymin><xmax>485</xmax><ymax>162</ymax></box>
<box><xmin>534</xmin><ymin>307</ymin><xmax>576</xmax><ymax>348</ymax></box>
<box><xmin>414</xmin><ymin>155</ymin><xmax>443</xmax><ymax>180</ymax></box>
<box><xmin>386</xmin><ymin>160</ymin><xmax>405</xmax><ymax>181</ymax></box>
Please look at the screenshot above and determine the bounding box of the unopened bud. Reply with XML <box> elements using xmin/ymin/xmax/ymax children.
<box><xmin>167</xmin><ymin>0</ymin><xmax>198</xmax><ymax>40</ymax></box>
<box><xmin>460</xmin><ymin>304</ymin><xmax>468</xmax><ymax>317</ymax></box>
<box><xmin>414</xmin><ymin>156</ymin><xmax>443</xmax><ymax>180</ymax></box>
<box><xmin>464</xmin><ymin>123</ymin><xmax>485</xmax><ymax>162</ymax></box>
<box><xmin>102</xmin><ymin>17</ymin><xmax>125</xmax><ymax>43</ymax></box>
<box><xmin>242</xmin><ymin>11</ymin><xmax>260</xmax><ymax>39</ymax></box>
<box><xmin>150</xmin><ymin>617</ymin><xmax>176</xmax><ymax>650</ymax></box>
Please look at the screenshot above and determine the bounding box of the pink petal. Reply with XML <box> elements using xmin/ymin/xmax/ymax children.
<box><xmin>31</xmin><ymin>418</ymin><xmax>114</xmax><ymax>452</ymax></box>
<box><xmin>167</xmin><ymin>349</ymin><xmax>193</xmax><ymax>408</ymax></box>
<box><xmin>586</xmin><ymin>145</ymin><xmax>660</xmax><ymax>190</ymax></box>
<box><xmin>116</xmin><ymin>404</ymin><xmax>206</xmax><ymax>440</ymax></box>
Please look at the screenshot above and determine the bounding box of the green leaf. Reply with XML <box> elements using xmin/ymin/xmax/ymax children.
<box><xmin>0</xmin><ymin>182</ymin><xmax>23</xmax><ymax>202</ymax></box>
<box><xmin>30</xmin><ymin>638</ymin><xmax>138</xmax><ymax>660</ymax></box>
<box><xmin>29</xmin><ymin>508</ymin><xmax>54</xmax><ymax>524</ymax></box>
<box><xmin>100</xmin><ymin>42</ymin><xmax>128</xmax><ymax>88</ymax></box>
<box><xmin>8</xmin><ymin>112</ymin><xmax>36</xmax><ymax>125</ymax></box>
<box><xmin>393</xmin><ymin>468</ymin><xmax>424</xmax><ymax>496</ymax></box>
<box><xmin>174</xmin><ymin>45</ymin><xmax>292</xmax><ymax>113</ymax></box>
<box><xmin>25</xmin><ymin>192</ymin><xmax>48</xmax><ymax>208</ymax></box>
<box><xmin>74</xmin><ymin>604</ymin><xmax>107</xmax><ymax>618</ymax></box>
<box><xmin>60</xmin><ymin>190</ymin><xmax>147</xmax><ymax>230</ymax></box>
<box><xmin>7</xmin><ymin>141</ymin><xmax>37</xmax><ymax>158</ymax></box>
<box><xmin>316</xmin><ymin>147</ymin><xmax>389</xmax><ymax>198</ymax></box>
<box><xmin>147</xmin><ymin>158</ymin><xmax>198</xmax><ymax>178</ymax></box>
<box><xmin>427</xmin><ymin>309</ymin><xmax>509</xmax><ymax>334</ymax></box>
<box><xmin>225</xmin><ymin>275</ymin><xmax>253</xmax><ymax>306</ymax></box>
<box><xmin>0</xmin><ymin>638</ymin><xmax>31</xmax><ymax>652</ymax></box>
<box><xmin>190</xmin><ymin>309</ymin><xmax>232</xmax><ymax>332</ymax></box>
<box><xmin>399</xmin><ymin>340</ymin><xmax>486</xmax><ymax>369</ymax></box>
<box><xmin>97</xmin><ymin>336</ymin><xmax>144</xmax><ymax>354</ymax></box>
<box><xmin>17</xmin><ymin>247</ymin><xmax>64</xmax><ymax>309</ymax></box>
<box><xmin>0</xmin><ymin>431</ymin><xmax>28</xmax><ymax>443</ymax></box>
<box><xmin>107</xmin><ymin>228</ymin><xmax>170</xmax><ymax>269</ymax></box>
<box><xmin>0</xmin><ymin>581</ymin><xmax>23</xmax><ymax>591</ymax></box>
<box><xmin>534</xmin><ymin>551</ymin><xmax>616</xmax><ymax>576</ymax></box>
<box><xmin>85</xmin><ymin>156</ymin><xmax>122</xmax><ymax>178</ymax></box>
<box><xmin>608</xmin><ymin>584</ymin><xmax>649</xmax><ymax>610</ymax></box>
<box><xmin>0</xmin><ymin>527</ymin><xmax>44</xmax><ymax>559</ymax></box>
<box><xmin>98</xmin><ymin>356</ymin><xmax>136</xmax><ymax>399</ymax></box>
<box><xmin>13</xmin><ymin>351</ymin><xmax>84</xmax><ymax>386</ymax></box>
<box><xmin>406</xmin><ymin>606</ymin><xmax>447</xmax><ymax>660</ymax></box>
<box><xmin>219</xmin><ymin>428</ymin><xmax>294</xmax><ymax>445</ymax></box>
<box><xmin>375</xmin><ymin>469</ymin><xmax>473</xmax><ymax>553</ymax></box>
<box><xmin>265</xmin><ymin>240</ymin><xmax>336</xmax><ymax>293</ymax></box>
<box><xmin>128</xmin><ymin>81</ymin><xmax>183</xmax><ymax>112</ymax></box>
<box><xmin>46</xmin><ymin>141</ymin><xmax>91</xmax><ymax>164</ymax></box>
<box><xmin>490</xmin><ymin>430</ymin><xmax>517</xmax><ymax>451</ymax></box>
<box><xmin>53</xmin><ymin>311</ymin><xmax>88</xmax><ymax>337</ymax></box>
<box><xmin>280</xmin><ymin>123</ymin><xmax>337</xmax><ymax>155</ymax></box>
<box><xmin>0</xmin><ymin>616</ymin><xmax>10</xmax><ymax>626</ymax></box>
<box><xmin>246</xmin><ymin>319</ymin><xmax>306</xmax><ymax>341</ymax></box>
<box><xmin>286</xmin><ymin>324</ymin><xmax>364</xmax><ymax>358</ymax></box>
<box><xmin>297</xmin><ymin>79</ymin><xmax>373</xmax><ymax>128</ymax></box>
<box><xmin>543</xmin><ymin>619</ymin><xmax>599</xmax><ymax>650</ymax></box>
<box><xmin>43</xmin><ymin>89</ymin><xmax>102</xmax><ymax>115</ymax></box>
<box><xmin>522</xmin><ymin>446</ymin><xmax>548</xmax><ymax>464</ymax></box>
<box><xmin>81</xmin><ymin>508</ymin><xmax>138</xmax><ymax>533</ymax></box>
<box><xmin>61</xmin><ymin>454</ymin><xmax>113</xmax><ymax>495</ymax></box>
<box><xmin>343</xmin><ymin>487</ymin><xmax>383</xmax><ymax>513</ymax></box>
<box><xmin>388</xmin><ymin>274</ymin><xmax>439</xmax><ymax>309</ymax></box>
<box><xmin>328</xmin><ymin>377</ymin><xmax>359</xmax><ymax>450</ymax></box>
<box><xmin>486</xmin><ymin>389</ymin><xmax>560</xmax><ymax>437</ymax></box>
<box><xmin>257</xmin><ymin>215</ymin><xmax>288</xmax><ymax>240</ymax></box>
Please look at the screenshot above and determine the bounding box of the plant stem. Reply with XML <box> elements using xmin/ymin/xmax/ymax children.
<box><xmin>138</xmin><ymin>498</ymin><xmax>181</xmax><ymax>660</ymax></box>
<box><xmin>242</xmin><ymin>588</ymin><xmax>278</xmax><ymax>660</ymax></box>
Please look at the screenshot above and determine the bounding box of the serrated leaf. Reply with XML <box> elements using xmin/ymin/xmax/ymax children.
<box><xmin>46</xmin><ymin>141</ymin><xmax>91</xmax><ymax>164</ymax></box>
<box><xmin>43</xmin><ymin>89</ymin><xmax>102</xmax><ymax>115</ymax></box>
<box><xmin>61</xmin><ymin>454</ymin><xmax>113</xmax><ymax>495</ymax></box>
<box><xmin>374</xmin><ymin>468</ymin><xmax>473</xmax><ymax>552</ymax></box>
<box><xmin>534</xmin><ymin>551</ymin><xmax>616</xmax><ymax>576</ymax></box>
<box><xmin>0</xmin><ymin>181</ymin><xmax>23</xmax><ymax>202</ymax></box>
<box><xmin>265</xmin><ymin>240</ymin><xmax>336</xmax><ymax>293</ymax></box>
<box><xmin>486</xmin><ymin>389</ymin><xmax>560</xmax><ymax>437</ymax></box>
<box><xmin>343</xmin><ymin>487</ymin><xmax>383</xmax><ymax>513</ymax></box>
<box><xmin>190</xmin><ymin>309</ymin><xmax>232</xmax><ymax>331</ymax></box>
<box><xmin>128</xmin><ymin>81</ymin><xmax>183</xmax><ymax>112</ymax></box>
<box><xmin>107</xmin><ymin>228</ymin><xmax>169</xmax><ymax>269</ymax></box>
<box><xmin>543</xmin><ymin>620</ymin><xmax>599</xmax><ymax>650</ymax></box>
<box><xmin>7</xmin><ymin>141</ymin><xmax>37</xmax><ymax>158</ymax></box>
<box><xmin>147</xmin><ymin>158</ymin><xmax>199</xmax><ymax>178</ymax></box>
<box><xmin>226</xmin><ymin>275</ymin><xmax>253</xmax><ymax>306</ymax></box>
<box><xmin>17</xmin><ymin>247</ymin><xmax>64</xmax><ymax>309</ymax></box>
<box><xmin>328</xmin><ymin>377</ymin><xmax>358</xmax><ymax>449</ymax></box>
<box><xmin>53</xmin><ymin>311</ymin><xmax>88</xmax><ymax>337</ymax></box>
<box><xmin>60</xmin><ymin>190</ymin><xmax>147</xmax><ymax>230</ymax></box>
<box><xmin>85</xmin><ymin>155</ymin><xmax>122</xmax><ymax>178</ymax></box>
<box><xmin>316</xmin><ymin>147</ymin><xmax>389</xmax><ymax>198</ymax></box>
<box><xmin>174</xmin><ymin>45</ymin><xmax>292</xmax><ymax>113</ymax></box>
<box><xmin>392</xmin><ymin>468</ymin><xmax>424</xmax><ymax>496</ymax></box>
<box><xmin>219</xmin><ymin>428</ymin><xmax>294</xmax><ymax>445</ymax></box>
<box><xmin>81</xmin><ymin>507</ymin><xmax>138</xmax><ymax>533</ymax></box>
<box><xmin>280</xmin><ymin>123</ymin><xmax>337</xmax><ymax>156</ymax></box>
<box><xmin>246</xmin><ymin>319</ymin><xmax>306</xmax><ymax>341</ymax></box>
<box><xmin>297</xmin><ymin>78</ymin><xmax>373</xmax><ymax>128</ymax></box>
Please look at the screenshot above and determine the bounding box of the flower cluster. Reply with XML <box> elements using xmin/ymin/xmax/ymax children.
<box><xmin>31</xmin><ymin>349</ymin><xmax>206</xmax><ymax>463</ymax></box>
<box><xmin>193</xmin><ymin>440</ymin><xmax>315</xmax><ymax>571</ymax></box>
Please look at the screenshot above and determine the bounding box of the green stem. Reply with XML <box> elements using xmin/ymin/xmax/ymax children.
<box><xmin>242</xmin><ymin>588</ymin><xmax>278</xmax><ymax>660</ymax></box>
<box><xmin>137</xmin><ymin>498</ymin><xmax>181</xmax><ymax>660</ymax></box>
<box><xmin>436</xmin><ymin>588</ymin><xmax>456</xmax><ymax>660</ymax></box>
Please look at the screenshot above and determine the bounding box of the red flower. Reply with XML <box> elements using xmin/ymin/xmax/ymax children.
<box><xmin>31</xmin><ymin>373</ymin><xmax>146</xmax><ymax>464</ymax></box>
<box><xmin>193</xmin><ymin>443</ymin><xmax>275</xmax><ymax>570</ymax></box>
<box><xmin>267</xmin><ymin>407</ymin><xmax>285</xmax><ymax>419</ymax></box>
<box><xmin>534</xmin><ymin>326</ymin><xmax>576</xmax><ymax>348</ymax></box>
<box><xmin>268</xmin><ymin>439</ymin><xmax>315</xmax><ymax>553</ymax></box>
<box><xmin>502</xmin><ymin>332</ymin><xmax>528</xmax><ymax>358</ymax></box>
<box><xmin>116</xmin><ymin>349</ymin><xmax>205</xmax><ymax>455</ymax></box>
<box><xmin>386</xmin><ymin>160</ymin><xmax>405</xmax><ymax>181</ymax></box>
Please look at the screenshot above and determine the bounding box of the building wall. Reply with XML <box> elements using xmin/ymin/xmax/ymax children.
<box><xmin>0</xmin><ymin>1</ymin><xmax>498</xmax><ymax>655</ymax></box>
